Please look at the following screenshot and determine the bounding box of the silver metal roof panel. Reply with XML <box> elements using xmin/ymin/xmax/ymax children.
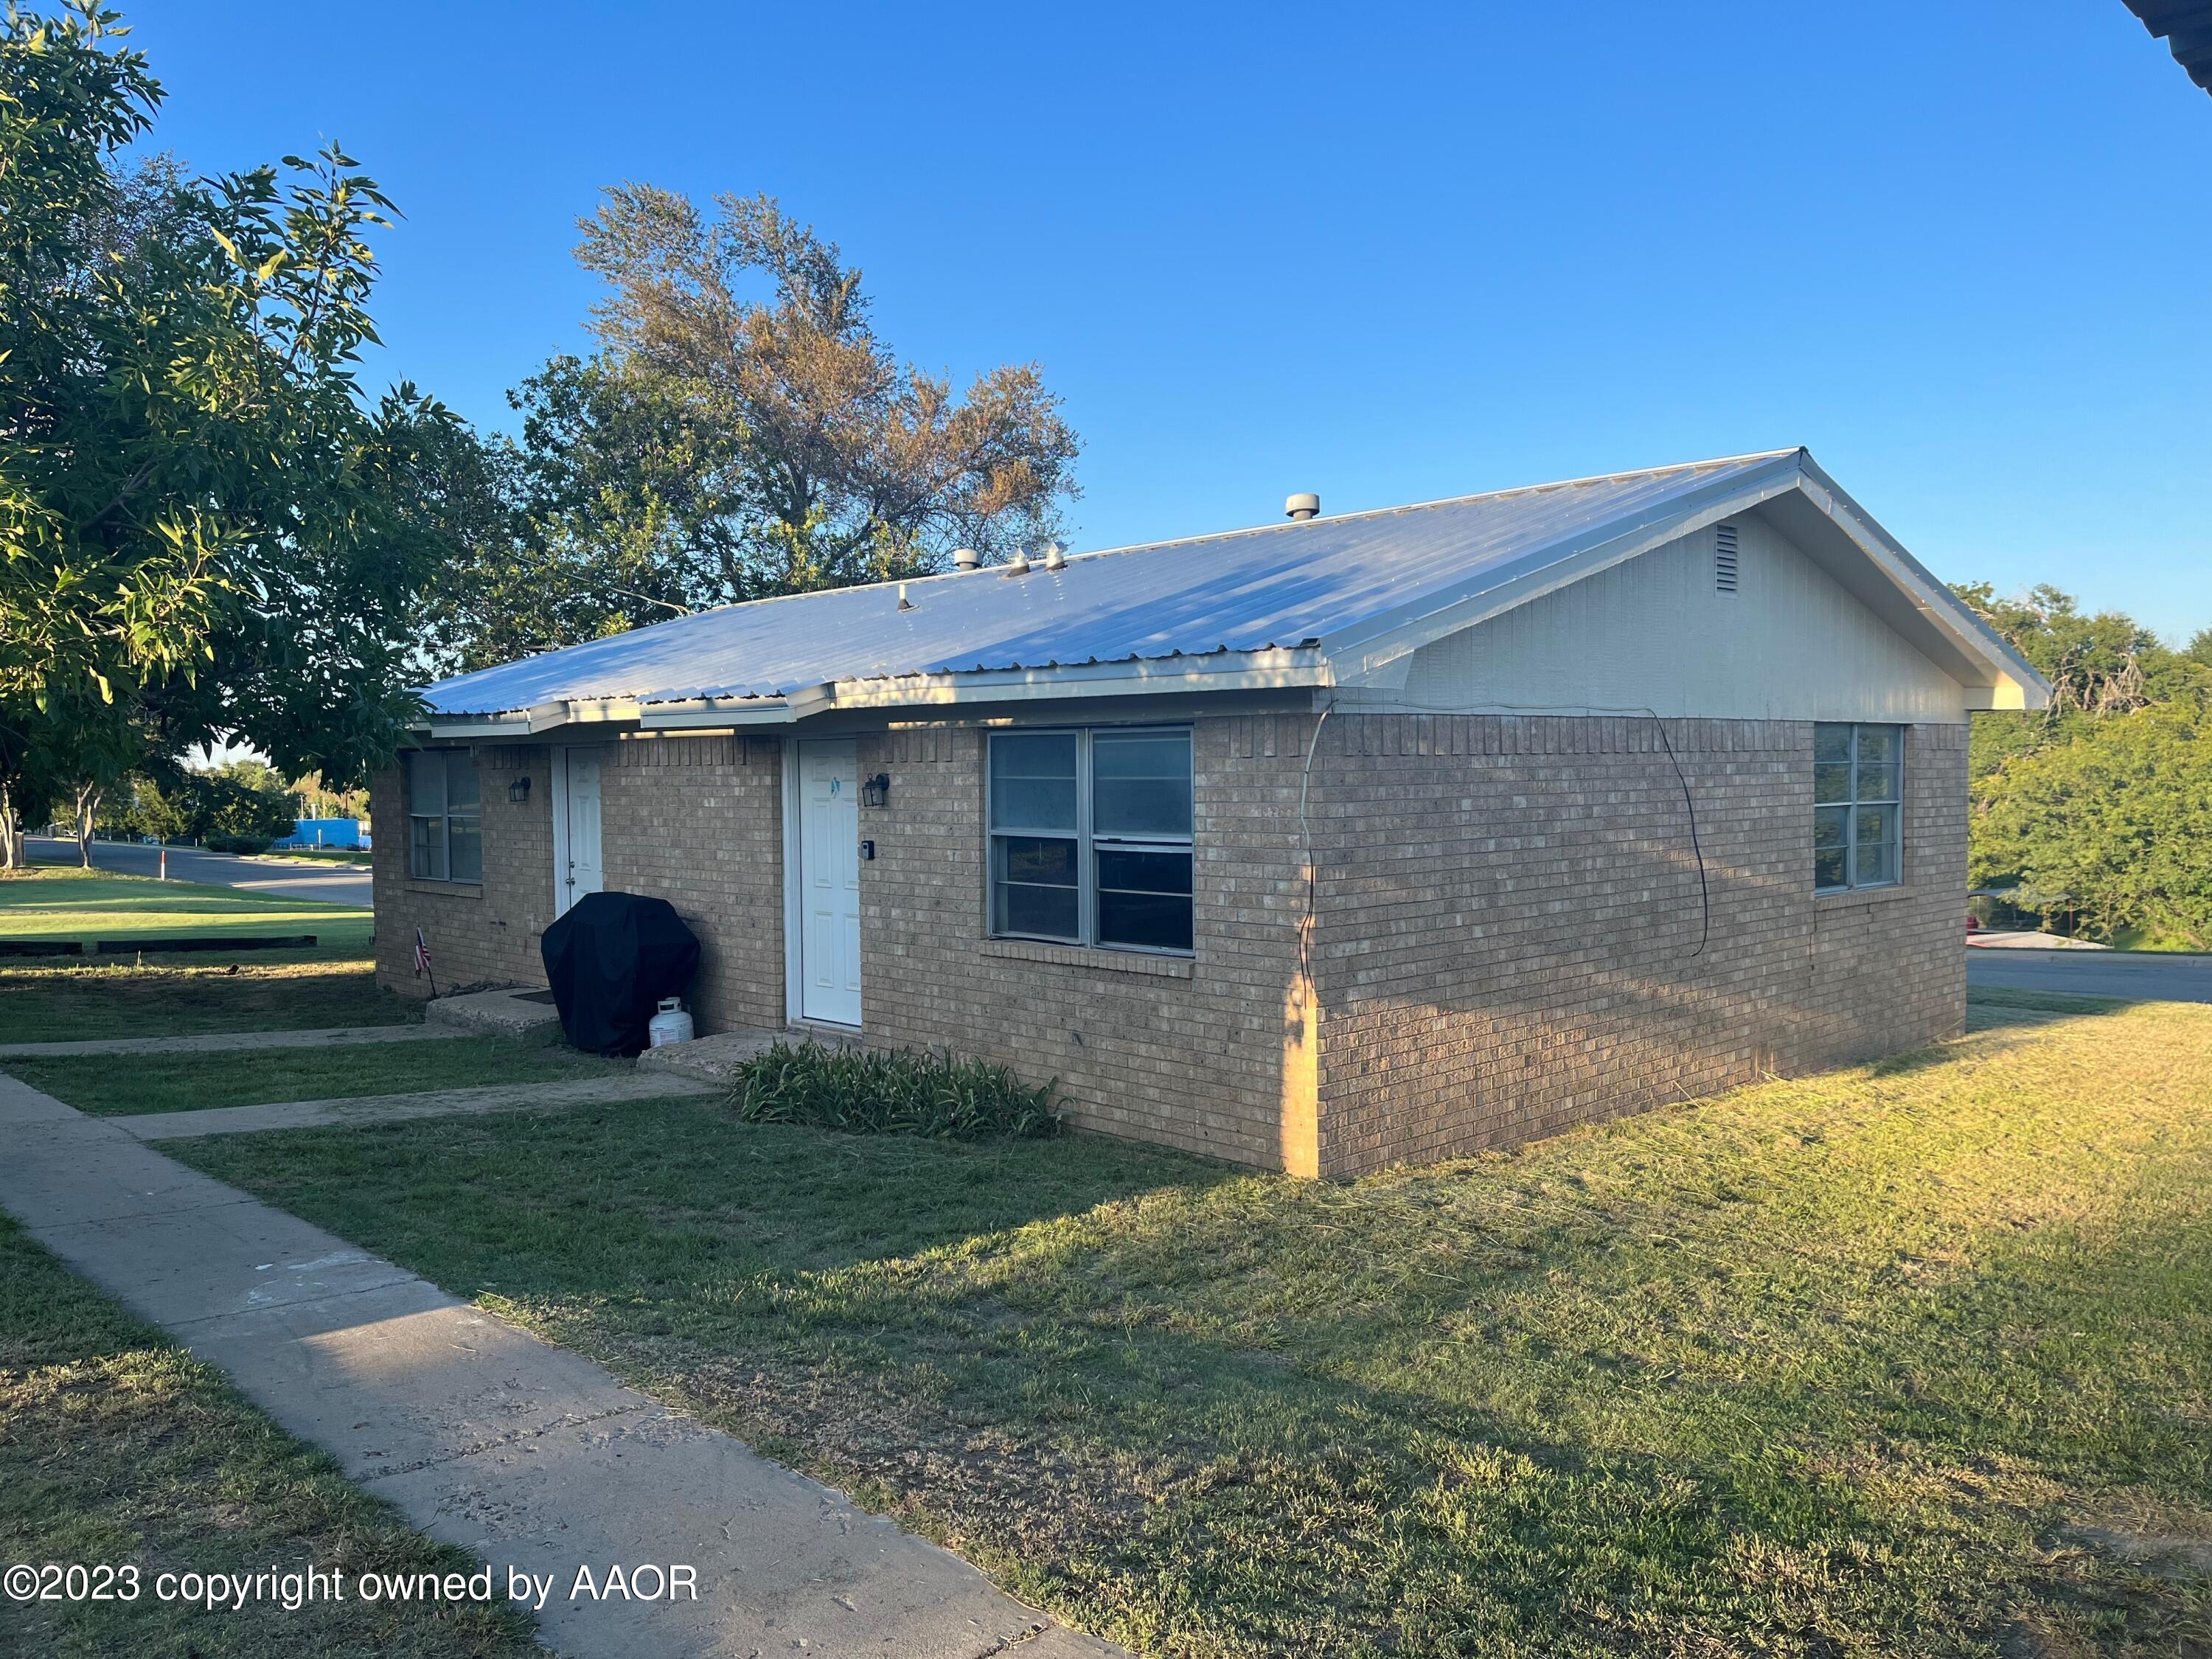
<box><xmin>422</xmin><ymin>451</ymin><xmax>1807</xmax><ymax>717</ymax></box>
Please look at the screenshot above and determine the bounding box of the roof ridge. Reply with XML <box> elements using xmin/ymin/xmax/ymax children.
<box><xmin>622</xmin><ymin>448</ymin><xmax>1811</xmax><ymax>622</ymax></box>
<box><xmin>1053</xmin><ymin>447</ymin><xmax>1806</xmax><ymax>568</ymax></box>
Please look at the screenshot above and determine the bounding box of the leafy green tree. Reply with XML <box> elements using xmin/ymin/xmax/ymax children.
<box><xmin>414</xmin><ymin>359</ymin><xmax>738</xmax><ymax>672</ymax></box>
<box><xmin>1972</xmin><ymin>699</ymin><xmax>2212</xmax><ymax>947</ymax></box>
<box><xmin>1</xmin><ymin>2</ymin><xmax>462</xmax><ymax>859</ymax></box>
<box><xmin>97</xmin><ymin>758</ymin><xmax>294</xmax><ymax>849</ymax></box>
<box><xmin>1954</xmin><ymin>580</ymin><xmax>2212</xmax><ymax>942</ymax></box>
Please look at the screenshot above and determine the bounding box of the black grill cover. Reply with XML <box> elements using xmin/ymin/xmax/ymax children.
<box><xmin>538</xmin><ymin>891</ymin><xmax>700</xmax><ymax>1056</ymax></box>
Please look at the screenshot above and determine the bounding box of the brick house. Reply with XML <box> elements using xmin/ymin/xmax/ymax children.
<box><xmin>378</xmin><ymin>449</ymin><xmax>2048</xmax><ymax>1178</ymax></box>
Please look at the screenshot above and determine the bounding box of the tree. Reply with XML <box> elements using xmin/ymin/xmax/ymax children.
<box><xmin>1951</xmin><ymin>582</ymin><xmax>2170</xmax><ymax>716</ymax></box>
<box><xmin>1948</xmin><ymin>582</ymin><xmax>2211</xmax><ymax>799</ymax></box>
<box><xmin>1953</xmin><ymin>580</ymin><xmax>2212</xmax><ymax>942</ymax></box>
<box><xmin>1972</xmin><ymin>700</ymin><xmax>2212</xmax><ymax>947</ymax></box>
<box><xmin>414</xmin><ymin>360</ymin><xmax>731</xmax><ymax>672</ymax></box>
<box><xmin>417</xmin><ymin>189</ymin><xmax>1081</xmax><ymax>675</ymax></box>
<box><xmin>97</xmin><ymin>758</ymin><xmax>294</xmax><ymax>849</ymax></box>
<box><xmin>1</xmin><ymin>2</ymin><xmax>462</xmax><ymax>861</ymax></box>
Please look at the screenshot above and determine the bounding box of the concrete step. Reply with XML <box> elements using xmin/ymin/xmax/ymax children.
<box><xmin>635</xmin><ymin>1027</ymin><xmax>782</xmax><ymax>1088</ymax></box>
<box><xmin>424</xmin><ymin>986</ymin><xmax>563</xmax><ymax>1041</ymax></box>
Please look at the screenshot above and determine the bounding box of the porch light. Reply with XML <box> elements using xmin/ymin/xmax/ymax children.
<box><xmin>509</xmin><ymin>776</ymin><xmax>532</xmax><ymax>804</ymax></box>
<box><xmin>862</xmin><ymin>773</ymin><xmax>890</xmax><ymax>810</ymax></box>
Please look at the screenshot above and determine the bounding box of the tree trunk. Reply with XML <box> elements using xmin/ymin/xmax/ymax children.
<box><xmin>74</xmin><ymin>782</ymin><xmax>100</xmax><ymax>869</ymax></box>
<box><xmin>0</xmin><ymin>787</ymin><xmax>18</xmax><ymax>872</ymax></box>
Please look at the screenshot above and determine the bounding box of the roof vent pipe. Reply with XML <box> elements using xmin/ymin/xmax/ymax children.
<box><xmin>1040</xmin><ymin>539</ymin><xmax>1067</xmax><ymax>571</ymax></box>
<box><xmin>952</xmin><ymin>546</ymin><xmax>980</xmax><ymax>571</ymax></box>
<box><xmin>1285</xmin><ymin>492</ymin><xmax>1321</xmax><ymax>521</ymax></box>
<box><xmin>1005</xmin><ymin>548</ymin><xmax>1031</xmax><ymax>575</ymax></box>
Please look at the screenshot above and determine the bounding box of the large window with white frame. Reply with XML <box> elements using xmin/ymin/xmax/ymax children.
<box><xmin>1814</xmin><ymin>723</ymin><xmax>1902</xmax><ymax>892</ymax></box>
<box><xmin>406</xmin><ymin>748</ymin><xmax>482</xmax><ymax>883</ymax></box>
<box><xmin>988</xmin><ymin>726</ymin><xmax>1194</xmax><ymax>953</ymax></box>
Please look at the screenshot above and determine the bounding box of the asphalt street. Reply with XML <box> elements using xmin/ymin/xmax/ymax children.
<box><xmin>1967</xmin><ymin>946</ymin><xmax>2212</xmax><ymax>1005</ymax></box>
<box><xmin>28</xmin><ymin>837</ymin><xmax>372</xmax><ymax>910</ymax></box>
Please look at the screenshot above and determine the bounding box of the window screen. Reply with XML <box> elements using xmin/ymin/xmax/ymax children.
<box><xmin>1814</xmin><ymin>723</ymin><xmax>1901</xmax><ymax>892</ymax></box>
<box><xmin>406</xmin><ymin>749</ymin><xmax>482</xmax><ymax>883</ymax></box>
<box><xmin>988</xmin><ymin>727</ymin><xmax>1193</xmax><ymax>953</ymax></box>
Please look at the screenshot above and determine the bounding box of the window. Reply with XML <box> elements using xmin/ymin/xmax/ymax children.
<box><xmin>1814</xmin><ymin>723</ymin><xmax>1901</xmax><ymax>892</ymax></box>
<box><xmin>988</xmin><ymin>726</ymin><xmax>1193</xmax><ymax>953</ymax></box>
<box><xmin>406</xmin><ymin>749</ymin><xmax>481</xmax><ymax>883</ymax></box>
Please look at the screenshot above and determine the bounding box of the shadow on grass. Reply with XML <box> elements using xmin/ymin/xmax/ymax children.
<box><xmin>171</xmin><ymin>1099</ymin><xmax>1242</xmax><ymax>1281</ymax></box>
<box><xmin>1965</xmin><ymin>985</ymin><xmax>2140</xmax><ymax>1030</ymax></box>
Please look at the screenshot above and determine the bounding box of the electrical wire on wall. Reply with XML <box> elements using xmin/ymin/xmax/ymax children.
<box><xmin>1294</xmin><ymin>692</ymin><xmax>1711</xmax><ymax>967</ymax></box>
<box><xmin>1295</xmin><ymin>702</ymin><xmax>1335</xmax><ymax>985</ymax></box>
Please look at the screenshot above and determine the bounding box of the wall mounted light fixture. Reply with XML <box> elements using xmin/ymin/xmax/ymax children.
<box><xmin>509</xmin><ymin>776</ymin><xmax>532</xmax><ymax>804</ymax></box>
<box><xmin>862</xmin><ymin>773</ymin><xmax>890</xmax><ymax>809</ymax></box>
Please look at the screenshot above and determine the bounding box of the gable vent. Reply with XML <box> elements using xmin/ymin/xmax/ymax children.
<box><xmin>1714</xmin><ymin>523</ymin><xmax>1740</xmax><ymax>594</ymax></box>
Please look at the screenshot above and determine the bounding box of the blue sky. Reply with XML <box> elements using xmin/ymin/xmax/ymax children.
<box><xmin>123</xmin><ymin>2</ymin><xmax>2211</xmax><ymax>639</ymax></box>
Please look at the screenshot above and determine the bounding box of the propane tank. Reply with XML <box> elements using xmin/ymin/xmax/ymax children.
<box><xmin>647</xmin><ymin>997</ymin><xmax>694</xmax><ymax>1048</ymax></box>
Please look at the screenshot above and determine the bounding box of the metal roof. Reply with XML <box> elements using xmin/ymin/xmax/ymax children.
<box><xmin>2121</xmin><ymin>1</ymin><xmax>2212</xmax><ymax>94</ymax></box>
<box><xmin>425</xmin><ymin>451</ymin><xmax>1811</xmax><ymax>717</ymax></box>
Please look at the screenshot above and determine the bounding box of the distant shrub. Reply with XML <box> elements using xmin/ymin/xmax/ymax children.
<box><xmin>730</xmin><ymin>1041</ymin><xmax>1059</xmax><ymax>1140</ymax></box>
<box><xmin>204</xmin><ymin>833</ymin><xmax>274</xmax><ymax>855</ymax></box>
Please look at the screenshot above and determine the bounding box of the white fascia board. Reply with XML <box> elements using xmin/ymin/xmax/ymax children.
<box><xmin>420</xmin><ymin>714</ymin><xmax>532</xmax><ymax>740</ymax></box>
<box><xmin>1790</xmin><ymin>456</ymin><xmax>2051</xmax><ymax>712</ymax></box>
<box><xmin>1317</xmin><ymin>453</ymin><xmax>1810</xmax><ymax>681</ymax></box>
<box><xmin>522</xmin><ymin>698</ymin><xmax>642</xmax><ymax>734</ymax></box>
<box><xmin>637</xmin><ymin>686</ymin><xmax>827</xmax><ymax>729</ymax></box>
<box><xmin>827</xmin><ymin>650</ymin><xmax>1329</xmax><ymax>711</ymax></box>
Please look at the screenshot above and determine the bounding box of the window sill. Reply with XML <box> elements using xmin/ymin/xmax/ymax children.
<box><xmin>981</xmin><ymin>937</ymin><xmax>1195</xmax><ymax>979</ymax></box>
<box><xmin>1814</xmin><ymin>883</ymin><xmax>1920</xmax><ymax>910</ymax></box>
<box><xmin>403</xmin><ymin>877</ymin><xmax>483</xmax><ymax>900</ymax></box>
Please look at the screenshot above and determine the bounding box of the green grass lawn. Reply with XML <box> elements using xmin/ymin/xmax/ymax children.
<box><xmin>0</xmin><ymin>866</ymin><xmax>409</xmax><ymax>1043</ymax></box>
<box><xmin>0</xmin><ymin>866</ymin><xmax>372</xmax><ymax>957</ymax></box>
<box><xmin>6</xmin><ymin>1035</ymin><xmax>623</xmax><ymax>1116</ymax></box>
<box><xmin>0</xmin><ymin>959</ymin><xmax>412</xmax><ymax>1045</ymax></box>
<box><xmin>259</xmin><ymin>847</ymin><xmax>375</xmax><ymax>866</ymax></box>
<box><xmin>0</xmin><ymin>1217</ymin><xmax>534</xmax><ymax>1659</ymax></box>
<box><xmin>167</xmin><ymin>995</ymin><xmax>2212</xmax><ymax>1658</ymax></box>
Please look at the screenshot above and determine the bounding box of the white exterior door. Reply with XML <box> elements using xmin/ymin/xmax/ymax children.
<box><xmin>560</xmin><ymin>748</ymin><xmax>605</xmax><ymax>914</ymax></box>
<box><xmin>798</xmin><ymin>739</ymin><xmax>862</xmax><ymax>1026</ymax></box>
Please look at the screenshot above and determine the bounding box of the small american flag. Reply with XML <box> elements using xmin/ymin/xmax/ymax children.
<box><xmin>412</xmin><ymin>928</ymin><xmax>432</xmax><ymax>977</ymax></box>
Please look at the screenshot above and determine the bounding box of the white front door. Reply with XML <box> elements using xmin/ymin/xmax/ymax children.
<box><xmin>797</xmin><ymin>739</ymin><xmax>861</xmax><ymax>1026</ymax></box>
<box><xmin>560</xmin><ymin>748</ymin><xmax>605</xmax><ymax>914</ymax></box>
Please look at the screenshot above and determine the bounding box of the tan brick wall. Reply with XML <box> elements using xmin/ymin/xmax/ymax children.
<box><xmin>375</xmin><ymin>714</ymin><xmax>1968</xmax><ymax>1178</ymax></box>
<box><xmin>1307</xmin><ymin>715</ymin><xmax>1968</xmax><ymax>1178</ymax></box>
<box><xmin>374</xmin><ymin>735</ymin><xmax>787</xmax><ymax>1030</ymax></box>
<box><xmin>851</xmin><ymin>716</ymin><xmax>1312</xmax><ymax>1169</ymax></box>
<box><xmin>595</xmin><ymin>734</ymin><xmax>785</xmax><ymax>1032</ymax></box>
<box><xmin>372</xmin><ymin>744</ymin><xmax>555</xmax><ymax>997</ymax></box>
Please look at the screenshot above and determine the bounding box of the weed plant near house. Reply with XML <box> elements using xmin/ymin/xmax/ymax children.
<box><xmin>731</xmin><ymin>1041</ymin><xmax>1060</xmax><ymax>1140</ymax></box>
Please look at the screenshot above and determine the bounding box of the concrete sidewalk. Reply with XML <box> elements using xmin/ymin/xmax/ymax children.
<box><xmin>117</xmin><ymin>1071</ymin><xmax>714</xmax><ymax>1141</ymax></box>
<box><xmin>0</xmin><ymin>1072</ymin><xmax>1122</xmax><ymax>1659</ymax></box>
<box><xmin>0</xmin><ymin>1023</ymin><xmax>466</xmax><ymax>1059</ymax></box>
